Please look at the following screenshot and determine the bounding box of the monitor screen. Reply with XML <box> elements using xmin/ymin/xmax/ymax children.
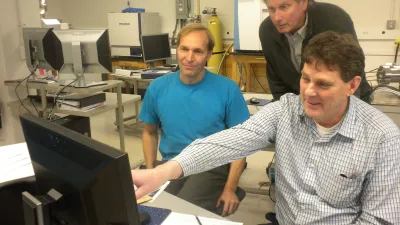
<box><xmin>141</xmin><ymin>34</ymin><xmax>171</xmax><ymax>62</ymax></box>
<box><xmin>53</xmin><ymin>29</ymin><xmax>112</xmax><ymax>74</ymax></box>
<box><xmin>20</xmin><ymin>114</ymin><xmax>140</xmax><ymax>225</ymax></box>
<box><xmin>22</xmin><ymin>27</ymin><xmax>64</xmax><ymax>71</ymax></box>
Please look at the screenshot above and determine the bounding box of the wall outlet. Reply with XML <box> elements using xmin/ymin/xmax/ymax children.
<box><xmin>387</xmin><ymin>20</ymin><xmax>396</xmax><ymax>30</ymax></box>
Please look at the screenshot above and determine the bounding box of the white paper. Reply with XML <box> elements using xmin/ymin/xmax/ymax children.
<box><xmin>162</xmin><ymin>212</ymin><xmax>243</xmax><ymax>225</ymax></box>
<box><xmin>0</xmin><ymin>143</ymin><xmax>34</xmax><ymax>185</ymax></box>
<box><xmin>41</xmin><ymin>18</ymin><xmax>61</xmax><ymax>25</ymax></box>
<box><xmin>149</xmin><ymin>181</ymin><xmax>170</xmax><ymax>202</ymax></box>
<box><xmin>156</xmin><ymin>70</ymin><xmax>171</xmax><ymax>74</ymax></box>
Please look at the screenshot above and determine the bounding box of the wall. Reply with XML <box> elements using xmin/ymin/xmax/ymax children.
<box><xmin>46</xmin><ymin>0</ymin><xmax>235</xmax><ymax>39</ymax></box>
<box><xmin>0</xmin><ymin>0</ymin><xmax>40</xmax><ymax>146</ymax></box>
<box><xmin>45</xmin><ymin>0</ymin><xmax>63</xmax><ymax>21</ymax></box>
<box><xmin>45</xmin><ymin>0</ymin><xmax>400</xmax><ymax>84</ymax></box>
<box><xmin>321</xmin><ymin>0</ymin><xmax>400</xmax><ymax>73</ymax></box>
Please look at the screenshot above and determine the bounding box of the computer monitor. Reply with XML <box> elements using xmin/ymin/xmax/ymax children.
<box><xmin>52</xmin><ymin>29</ymin><xmax>112</xmax><ymax>88</ymax></box>
<box><xmin>19</xmin><ymin>114</ymin><xmax>142</xmax><ymax>225</ymax></box>
<box><xmin>141</xmin><ymin>33</ymin><xmax>171</xmax><ymax>68</ymax></box>
<box><xmin>22</xmin><ymin>27</ymin><xmax>64</xmax><ymax>79</ymax></box>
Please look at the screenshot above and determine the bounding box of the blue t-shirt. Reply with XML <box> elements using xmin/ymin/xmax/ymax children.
<box><xmin>139</xmin><ymin>70</ymin><xmax>250</xmax><ymax>160</ymax></box>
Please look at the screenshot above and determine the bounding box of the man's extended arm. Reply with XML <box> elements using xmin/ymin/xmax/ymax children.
<box><xmin>133</xmin><ymin>98</ymin><xmax>286</xmax><ymax>200</ymax></box>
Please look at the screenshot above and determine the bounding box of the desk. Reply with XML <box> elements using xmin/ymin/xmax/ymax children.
<box><xmin>112</xmin><ymin>58</ymin><xmax>164</xmax><ymax>69</ymax></box>
<box><xmin>144</xmin><ymin>192</ymin><xmax>226</xmax><ymax>221</ymax></box>
<box><xmin>4</xmin><ymin>80</ymin><xmax>141</xmax><ymax>152</ymax></box>
<box><xmin>243</xmin><ymin>92</ymin><xmax>273</xmax><ymax>116</ymax></box>
<box><xmin>111</xmin><ymin>74</ymin><xmax>154</xmax><ymax>129</ymax></box>
<box><xmin>231</xmin><ymin>54</ymin><xmax>268</xmax><ymax>93</ymax></box>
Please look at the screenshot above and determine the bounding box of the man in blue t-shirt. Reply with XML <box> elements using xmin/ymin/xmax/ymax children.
<box><xmin>139</xmin><ymin>23</ymin><xmax>250</xmax><ymax>216</ymax></box>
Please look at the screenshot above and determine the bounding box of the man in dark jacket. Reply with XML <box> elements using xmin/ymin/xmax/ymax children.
<box><xmin>259</xmin><ymin>0</ymin><xmax>371</xmax><ymax>102</ymax></box>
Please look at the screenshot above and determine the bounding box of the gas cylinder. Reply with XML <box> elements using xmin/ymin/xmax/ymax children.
<box><xmin>207</xmin><ymin>9</ymin><xmax>223</xmax><ymax>74</ymax></box>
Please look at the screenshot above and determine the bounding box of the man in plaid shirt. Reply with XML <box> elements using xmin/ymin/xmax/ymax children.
<box><xmin>132</xmin><ymin>31</ymin><xmax>400</xmax><ymax>224</ymax></box>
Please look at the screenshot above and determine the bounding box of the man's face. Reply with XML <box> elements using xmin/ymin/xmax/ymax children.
<box><xmin>300</xmin><ymin>61</ymin><xmax>360</xmax><ymax>127</ymax></box>
<box><xmin>265</xmin><ymin>0</ymin><xmax>308</xmax><ymax>34</ymax></box>
<box><xmin>177</xmin><ymin>31</ymin><xmax>211</xmax><ymax>79</ymax></box>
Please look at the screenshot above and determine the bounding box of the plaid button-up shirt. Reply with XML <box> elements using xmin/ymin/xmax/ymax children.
<box><xmin>174</xmin><ymin>94</ymin><xmax>400</xmax><ymax>224</ymax></box>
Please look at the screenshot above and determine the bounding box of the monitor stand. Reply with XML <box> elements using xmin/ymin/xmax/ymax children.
<box><xmin>22</xmin><ymin>190</ymin><xmax>61</xmax><ymax>225</ymax></box>
<box><xmin>22</xmin><ymin>191</ymin><xmax>152</xmax><ymax>225</ymax></box>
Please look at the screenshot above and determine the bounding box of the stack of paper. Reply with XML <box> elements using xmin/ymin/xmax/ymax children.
<box><xmin>162</xmin><ymin>212</ymin><xmax>243</xmax><ymax>225</ymax></box>
<box><xmin>0</xmin><ymin>143</ymin><xmax>34</xmax><ymax>186</ymax></box>
<box><xmin>59</xmin><ymin>102</ymin><xmax>105</xmax><ymax>112</ymax></box>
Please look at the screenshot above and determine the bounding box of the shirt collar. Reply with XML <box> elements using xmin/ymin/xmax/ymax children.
<box><xmin>336</xmin><ymin>96</ymin><xmax>358</xmax><ymax>139</ymax></box>
<box><xmin>297</xmin><ymin>95</ymin><xmax>359</xmax><ymax>140</ymax></box>
<box><xmin>298</xmin><ymin>13</ymin><xmax>308</xmax><ymax>39</ymax></box>
<box><xmin>285</xmin><ymin>13</ymin><xmax>308</xmax><ymax>39</ymax></box>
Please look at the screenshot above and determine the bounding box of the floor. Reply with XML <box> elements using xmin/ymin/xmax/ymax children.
<box><xmin>89</xmin><ymin>103</ymin><xmax>276</xmax><ymax>225</ymax></box>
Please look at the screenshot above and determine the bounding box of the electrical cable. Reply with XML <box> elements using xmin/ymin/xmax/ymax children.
<box><xmin>171</xmin><ymin>19</ymin><xmax>179</xmax><ymax>46</ymax></box>
<box><xmin>47</xmin><ymin>78</ymin><xmax>78</xmax><ymax>121</ymax></box>
<box><xmin>237</xmin><ymin>63</ymin><xmax>245</xmax><ymax>90</ymax></box>
<box><xmin>15</xmin><ymin>67</ymin><xmax>38</xmax><ymax>115</ymax></box>
<box><xmin>369</xmin><ymin>85</ymin><xmax>400</xmax><ymax>103</ymax></box>
<box><xmin>266</xmin><ymin>153</ymin><xmax>276</xmax><ymax>203</ymax></box>
<box><xmin>268</xmin><ymin>184</ymin><xmax>276</xmax><ymax>203</ymax></box>
<box><xmin>250</xmin><ymin>64</ymin><xmax>269</xmax><ymax>93</ymax></box>
<box><xmin>394</xmin><ymin>42</ymin><xmax>399</xmax><ymax>64</ymax></box>
<box><xmin>366</xmin><ymin>68</ymin><xmax>379</xmax><ymax>73</ymax></box>
<box><xmin>217</xmin><ymin>42</ymin><xmax>234</xmax><ymax>75</ymax></box>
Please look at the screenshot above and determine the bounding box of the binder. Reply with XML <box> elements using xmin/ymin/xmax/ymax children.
<box><xmin>56</xmin><ymin>93</ymin><xmax>106</xmax><ymax>108</ymax></box>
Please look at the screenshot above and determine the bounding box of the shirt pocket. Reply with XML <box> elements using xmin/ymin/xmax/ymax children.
<box><xmin>315</xmin><ymin>167</ymin><xmax>363</xmax><ymax>208</ymax></box>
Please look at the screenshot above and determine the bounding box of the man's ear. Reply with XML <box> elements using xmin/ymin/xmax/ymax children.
<box><xmin>348</xmin><ymin>76</ymin><xmax>361</xmax><ymax>96</ymax></box>
<box><xmin>206</xmin><ymin>51</ymin><xmax>212</xmax><ymax>61</ymax></box>
<box><xmin>302</xmin><ymin>0</ymin><xmax>309</xmax><ymax>11</ymax></box>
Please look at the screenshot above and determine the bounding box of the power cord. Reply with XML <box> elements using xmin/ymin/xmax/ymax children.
<box><xmin>394</xmin><ymin>42</ymin><xmax>399</xmax><ymax>64</ymax></box>
<box><xmin>237</xmin><ymin>63</ymin><xmax>245</xmax><ymax>90</ymax></box>
<box><xmin>366</xmin><ymin>68</ymin><xmax>379</xmax><ymax>73</ymax></box>
<box><xmin>268</xmin><ymin>184</ymin><xmax>276</xmax><ymax>203</ymax></box>
<box><xmin>170</xmin><ymin>19</ymin><xmax>179</xmax><ymax>46</ymax></box>
<box><xmin>15</xmin><ymin>67</ymin><xmax>38</xmax><ymax>115</ymax></box>
<box><xmin>47</xmin><ymin>78</ymin><xmax>78</xmax><ymax>121</ymax></box>
<box><xmin>217</xmin><ymin>43</ymin><xmax>234</xmax><ymax>75</ymax></box>
<box><xmin>266</xmin><ymin>154</ymin><xmax>276</xmax><ymax>203</ymax></box>
<box><xmin>250</xmin><ymin>64</ymin><xmax>269</xmax><ymax>93</ymax></box>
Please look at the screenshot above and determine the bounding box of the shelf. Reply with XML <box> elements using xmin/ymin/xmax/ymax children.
<box><xmin>5</xmin><ymin>80</ymin><xmax>123</xmax><ymax>94</ymax></box>
<box><xmin>7</xmin><ymin>93</ymin><xmax>141</xmax><ymax>118</ymax></box>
